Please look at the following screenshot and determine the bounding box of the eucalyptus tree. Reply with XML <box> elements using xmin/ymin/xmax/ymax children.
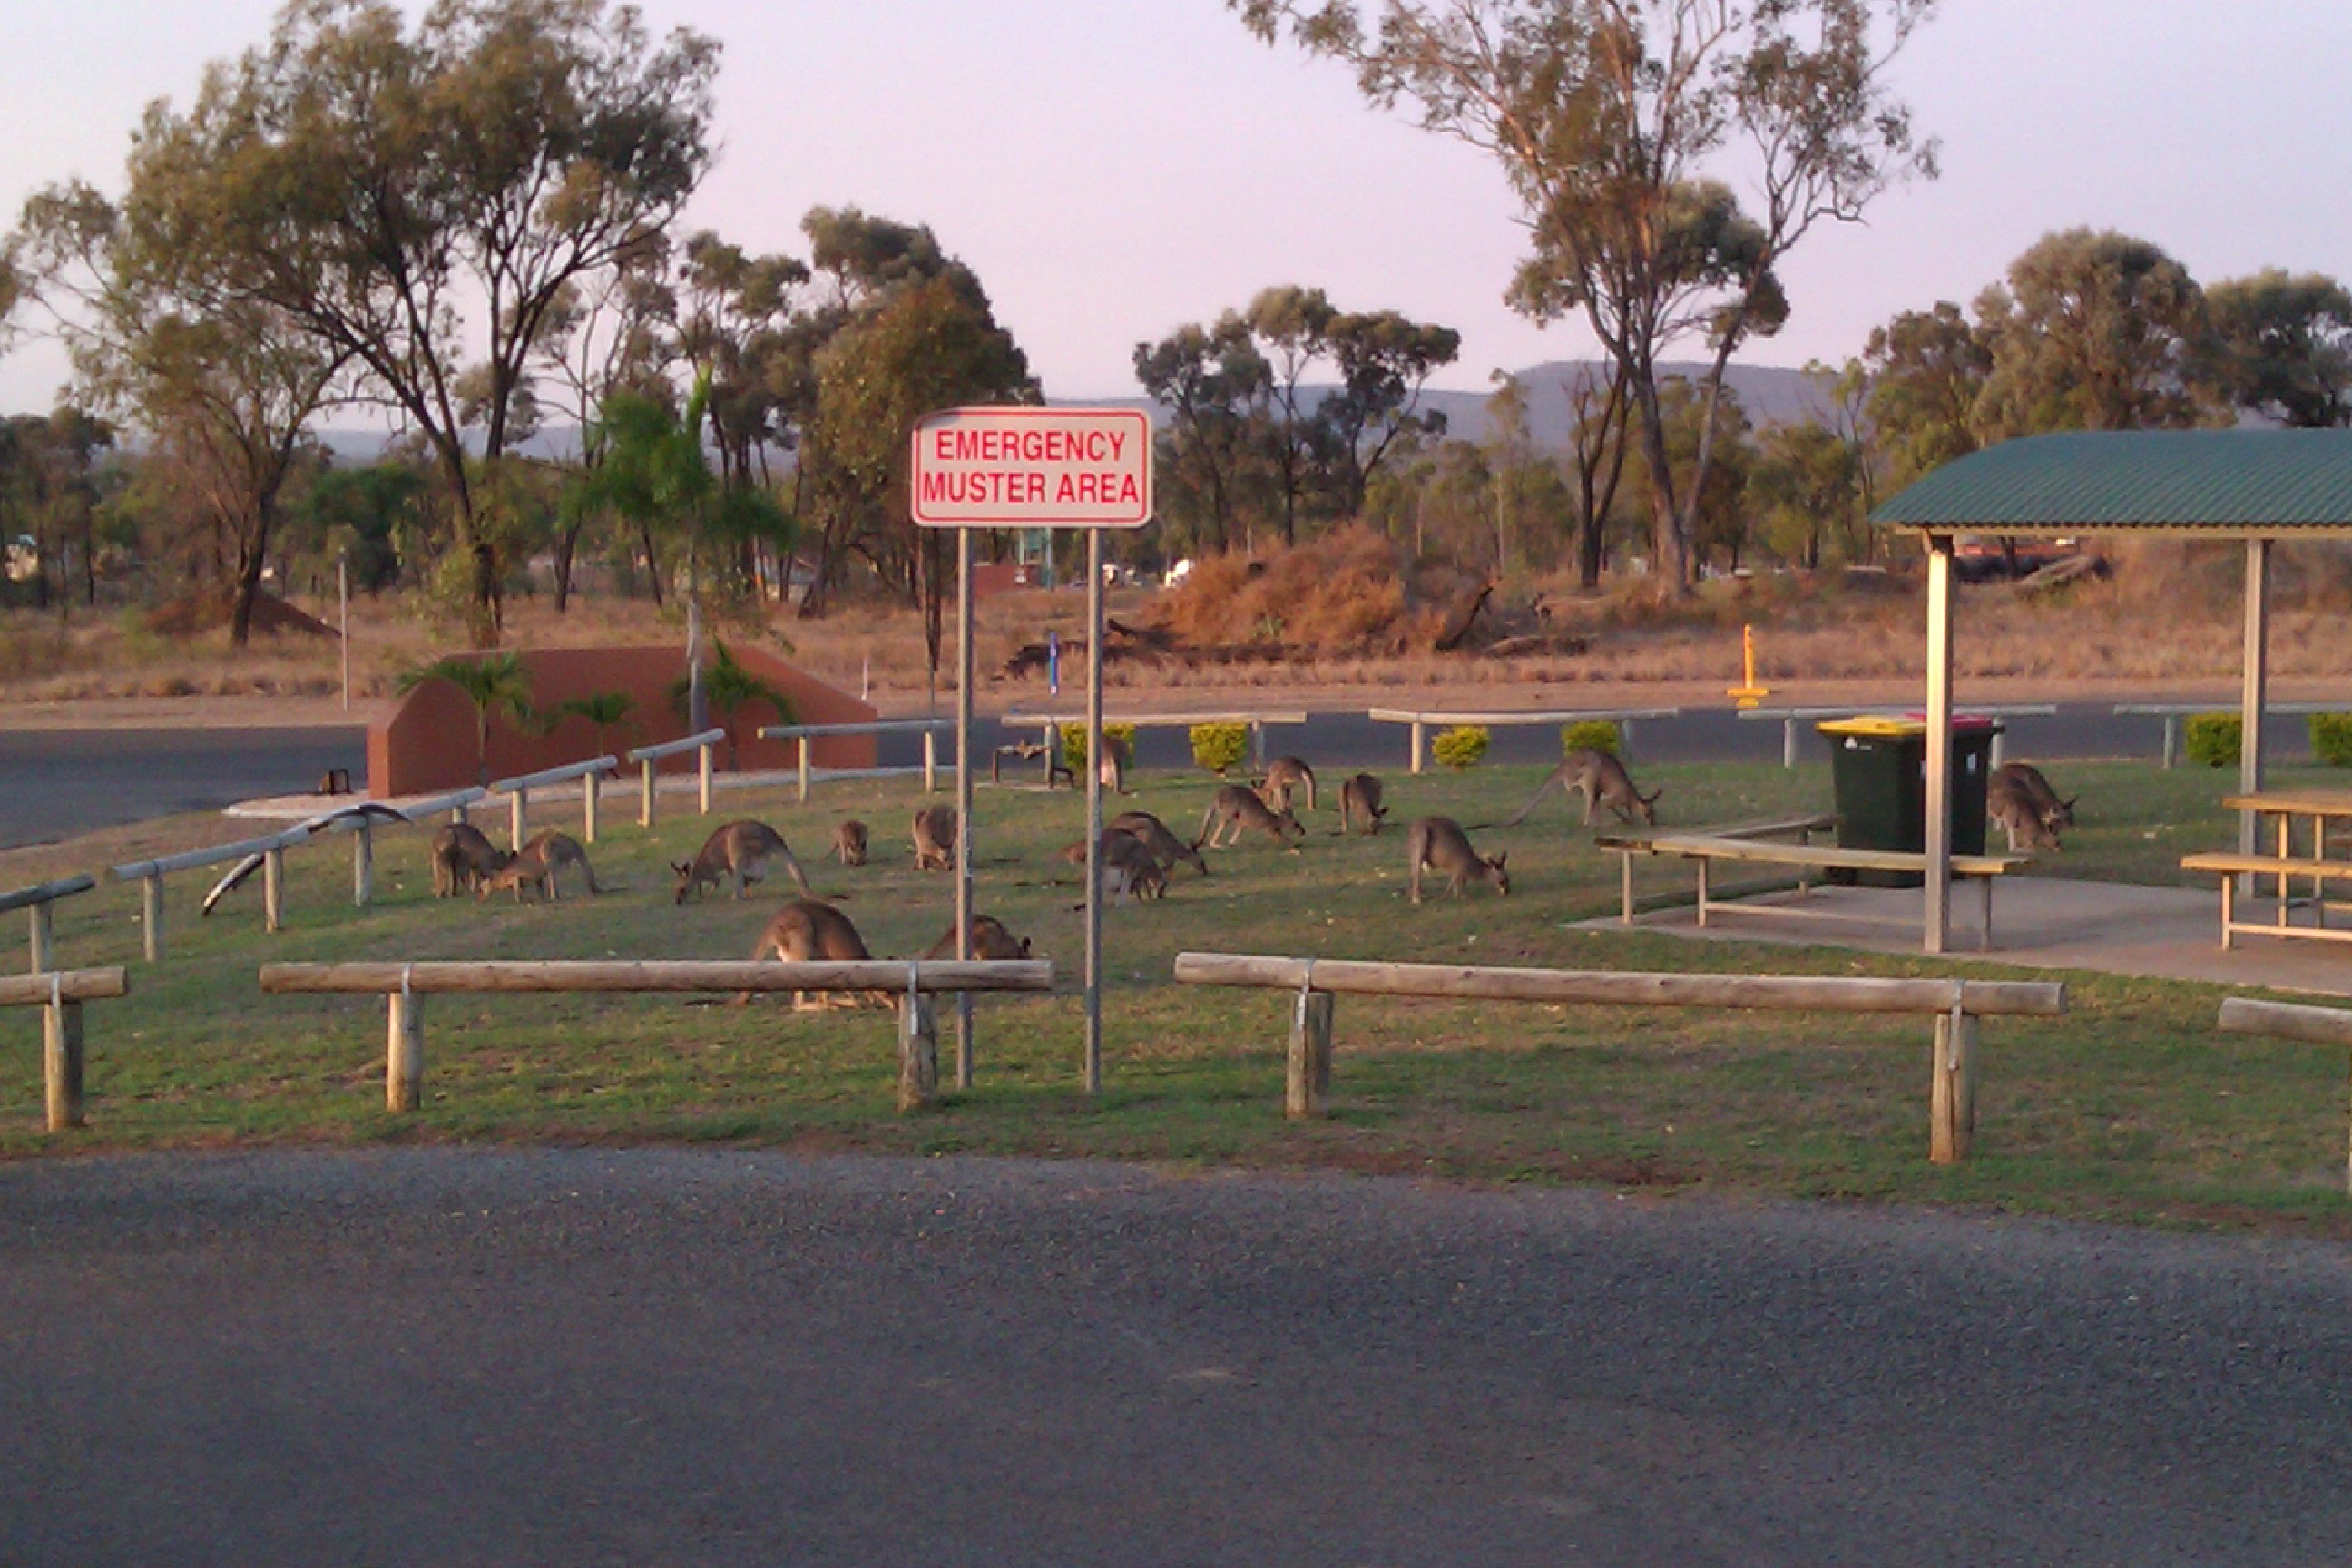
<box><xmin>1243</xmin><ymin>284</ymin><xmax>1338</xmax><ymax>547</ymax></box>
<box><xmin>1234</xmin><ymin>0</ymin><xmax>1938</xmax><ymax>593</ymax></box>
<box><xmin>1974</xmin><ymin>229</ymin><xmax>2215</xmax><ymax>436</ymax></box>
<box><xmin>12</xmin><ymin>177</ymin><xmax>348</xmax><ymax>644</ymax></box>
<box><xmin>1862</xmin><ymin>299</ymin><xmax>1990</xmax><ymax>485</ymax></box>
<box><xmin>1132</xmin><ymin>313</ymin><xmax>1271</xmax><ymax>555</ymax></box>
<box><xmin>133</xmin><ymin>0</ymin><xmax>721</xmax><ymax>647</ymax></box>
<box><xmin>2198</xmin><ymin>269</ymin><xmax>2352</xmax><ymax>429</ymax></box>
<box><xmin>1321</xmin><ymin>308</ymin><xmax>1462</xmax><ymax>518</ymax></box>
<box><xmin>808</xmin><ymin>270</ymin><xmax>1034</xmax><ymax>699</ymax></box>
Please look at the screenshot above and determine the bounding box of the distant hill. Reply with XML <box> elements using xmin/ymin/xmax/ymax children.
<box><xmin>310</xmin><ymin>358</ymin><xmax>1831</xmax><ymax>465</ymax></box>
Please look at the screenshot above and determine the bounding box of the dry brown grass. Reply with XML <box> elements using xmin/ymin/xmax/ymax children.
<box><xmin>5</xmin><ymin>537</ymin><xmax>2348</xmax><ymax>715</ymax></box>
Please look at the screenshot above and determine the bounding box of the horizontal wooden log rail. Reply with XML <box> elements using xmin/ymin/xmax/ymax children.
<box><xmin>1174</xmin><ymin>951</ymin><xmax>2066</xmax><ymax>1164</ymax></box>
<box><xmin>760</xmin><ymin>720</ymin><xmax>955</xmax><ymax>800</ymax></box>
<box><xmin>112</xmin><ymin>826</ymin><xmax>317</xmax><ymax>956</ymax></box>
<box><xmin>260</xmin><ymin>958</ymin><xmax>1054</xmax><ymax>1114</ymax></box>
<box><xmin>2217</xmin><ymin>995</ymin><xmax>2352</xmax><ymax>1190</ymax></box>
<box><xmin>1</xmin><ymin>874</ymin><xmax>97</xmax><ymax>975</ymax></box>
<box><xmin>490</xmin><ymin>754</ymin><xmax>621</xmax><ymax>848</ymax></box>
<box><xmin>0</xmin><ymin>966</ymin><xmax>128</xmax><ymax>1132</ymax></box>
<box><xmin>1738</xmin><ymin>703</ymin><xmax>2057</xmax><ymax>768</ymax></box>
<box><xmin>625</xmin><ymin>729</ymin><xmax>726</xmax><ymax>825</ymax></box>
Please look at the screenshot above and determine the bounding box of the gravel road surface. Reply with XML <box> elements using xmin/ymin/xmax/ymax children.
<box><xmin>2</xmin><ymin>1149</ymin><xmax>2346</xmax><ymax>1565</ymax></box>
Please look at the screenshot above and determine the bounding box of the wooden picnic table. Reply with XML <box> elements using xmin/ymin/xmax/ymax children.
<box><xmin>1601</xmin><ymin>815</ymin><xmax>2032</xmax><ymax>953</ymax></box>
<box><xmin>2180</xmin><ymin>790</ymin><xmax>2352</xmax><ymax>949</ymax></box>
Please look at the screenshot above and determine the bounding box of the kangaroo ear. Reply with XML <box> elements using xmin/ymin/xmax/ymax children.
<box><xmin>1492</xmin><ymin>851</ymin><xmax>1508</xmax><ymax>868</ymax></box>
<box><xmin>1019</xmin><ymin>938</ymin><xmax>1034</xmax><ymax>958</ymax></box>
<box><xmin>1641</xmin><ymin>787</ymin><xmax>1662</xmax><ymax>803</ymax></box>
<box><xmin>2063</xmin><ymin>795</ymin><xmax>2079</xmax><ymax>809</ymax></box>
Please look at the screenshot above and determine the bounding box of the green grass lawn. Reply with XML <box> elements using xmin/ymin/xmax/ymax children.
<box><xmin>5</xmin><ymin>754</ymin><xmax>2348</xmax><ymax>1235</ymax></box>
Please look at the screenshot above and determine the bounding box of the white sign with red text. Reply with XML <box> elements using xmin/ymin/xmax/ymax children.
<box><xmin>910</xmin><ymin>407</ymin><xmax>1152</xmax><ymax>529</ymax></box>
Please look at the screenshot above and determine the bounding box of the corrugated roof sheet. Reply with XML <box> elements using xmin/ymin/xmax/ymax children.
<box><xmin>1871</xmin><ymin>431</ymin><xmax>2352</xmax><ymax>534</ymax></box>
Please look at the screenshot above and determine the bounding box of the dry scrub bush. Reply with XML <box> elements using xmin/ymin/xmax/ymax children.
<box><xmin>1152</xmin><ymin>528</ymin><xmax>1432</xmax><ymax>653</ymax></box>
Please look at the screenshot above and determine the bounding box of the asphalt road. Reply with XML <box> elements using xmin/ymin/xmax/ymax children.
<box><xmin>0</xmin><ymin>703</ymin><xmax>2315</xmax><ymax>849</ymax></box>
<box><xmin>0</xmin><ymin>725</ymin><xmax>366</xmax><ymax>848</ymax></box>
<box><xmin>0</xmin><ymin>1149</ymin><xmax>2345</xmax><ymax>1566</ymax></box>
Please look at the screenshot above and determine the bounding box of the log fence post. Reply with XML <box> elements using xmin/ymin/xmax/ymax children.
<box><xmin>699</xmin><ymin>742</ymin><xmax>714</xmax><ymax>814</ymax></box>
<box><xmin>583</xmin><ymin>769</ymin><xmax>600</xmax><ymax>843</ymax></box>
<box><xmin>641</xmin><ymin>758</ymin><xmax>659</xmax><ymax>828</ymax></box>
<box><xmin>387</xmin><ymin>975</ymin><xmax>424</xmax><ymax>1112</ymax></box>
<box><xmin>1410</xmin><ymin>720</ymin><xmax>1426</xmax><ymax>775</ymax></box>
<box><xmin>141</xmin><ymin>876</ymin><xmax>164</xmax><ymax>964</ymax></box>
<box><xmin>897</xmin><ymin>980</ymin><xmax>938</xmax><ymax>1112</ymax></box>
<box><xmin>1287</xmin><ymin>988</ymin><xmax>1335</xmax><ymax>1119</ymax></box>
<box><xmin>263</xmin><ymin>848</ymin><xmax>286</xmax><ymax>935</ymax></box>
<box><xmin>923</xmin><ymin>730</ymin><xmax>938</xmax><ymax>794</ymax></box>
<box><xmin>28</xmin><ymin>902</ymin><xmax>52</xmax><ymax>975</ymax></box>
<box><xmin>1929</xmin><ymin>1007</ymin><xmax>1980</xmax><ymax>1165</ymax></box>
<box><xmin>509</xmin><ymin>787</ymin><xmax>528</xmax><ymax>852</ymax></box>
<box><xmin>798</xmin><ymin>736</ymin><xmax>812</xmax><ymax>803</ymax></box>
<box><xmin>353</xmin><ymin>820</ymin><xmax>374</xmax><ymax>908</ymax></box>
<box><xmin>44</xmin><ymin>978</ymin><xmax>83</xmax><ymax>1132</ymax></box>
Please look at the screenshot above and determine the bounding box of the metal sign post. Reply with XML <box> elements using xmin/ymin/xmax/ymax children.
<box><xmin>910</xmin><ymin>407</ymin><xmax>1152</xmax><ymax>1094</ymax></box>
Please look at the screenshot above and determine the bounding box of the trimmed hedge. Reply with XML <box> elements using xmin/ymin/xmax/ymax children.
<box><xmin>1060</xmin><ymin>722</ymin><xmax>1136</xmax><ymax>772</ymax></box>
<box><xmin>2185</xmin><ymin>712</ymin><xmax>2241</xmax><ymax>769</ymax></box>
<box><xmin>2312</xmin><ymin>712</ymin><xmax>2352</xmax><ymax>768</ymax></box>
<box><xmin>1432</xmin><ymin>725</ymin><xmax>1492</xmax><ymax>771</ymax></box>
<box><xmin>1190</xmin><ymin>722</ymin><xmax>1250</xmax><ymax>775</ymax></box>
<box><xmin>1561</xmin><ymin>720</ymin><xmax>1621</xmax><ymax>757</ymax></box>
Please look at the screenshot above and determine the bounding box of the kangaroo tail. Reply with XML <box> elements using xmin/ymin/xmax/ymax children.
<box><xmin>1498</xmin><ymin>770</ymin><xmax>1563</xmax><ymax>828</ymax></box>
<box><xmin>781</xmin><ymin>850</ymin><xmax>816</xmax><ymax>897</ymax></box>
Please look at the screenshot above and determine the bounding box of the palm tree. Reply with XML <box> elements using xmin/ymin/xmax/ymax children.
<box><xmin>560</xmin><ymin>691</ymin><xmax>637</xmax><ymax>764</ymax></box>
<box><xmin>583</xmin><ymin>372</ymin><xmax>791</xmax><ymax>734</ymax></box>
<box><xmin>397</xmin><ymin>652</ymin><xmax>534</xmax><ymax>786</ymax></box>
<box><xmin>671</xmin><ymin>641</ymin><xmax>796</xmax><ymax>769</ymax></box>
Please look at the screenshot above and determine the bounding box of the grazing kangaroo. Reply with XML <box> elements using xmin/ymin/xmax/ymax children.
<box><xmin>1993</xmin><ymin>762</ymin><xmax>2076</xmax><ymax>833</ymax></box>
<box><xmin>1406</xmin><ymin>817</ymin><xmax>1510</xmax><ymax>904</ymax></box>
<box><xmin>673</xmin><ymin>820</ymin><xmax>814</xmax><ymax>904</ymax></box>
<box><xmin>1109</xmin><ymin>810</ymin><xmax>1210</xmax><ymax>877</ymax></box>
<box><xmin>1338</xmin><ymin>772</ymin><xmax>1388</xmax><ymax>836</ymax></box>
<box><xmin>742</xmin><ymin>898</ymin><xmax>883</xmax><ymax>1009</ymax></box>
<box><xmin>1063</xmin><ymin>829</ymin><xmax>1166</xmax><ymax>903</ymax></box>
<box><xmin>911</xmin><ymin>805</ymin><xmax>958</xmax><ymax>871</ymax></box>
<box><xmin>833</xmin><ymin>819</ymin><xmax>869</xmax><ymax>867</ymax></box>
<box><xmin>1195</xmin><ymin>784</ymin><xmax>1306</xmax><ymax>851</ymax></box>
<box><xmin>430</xmin><ymin>822</ymin><xmax>509</xmax><ymax>897</ymax></box>
<box><xmin>1095</xmin><ymin>730</ymin><xmax>1132</xmax><ymax>795</ymax></box>
<box><xmin>1987</xmin><ymin>778</ymin><xmax>2063</xmax><ymax>853</ymax></box>
<box><xmin>1256</xmin><ymin>756</ymin><xmax>1318</xmax><ymax>814</ymax></box>
<box><xmin>479</xmin><ymin>830</ymin><xmax>599</xmax><ymax>902</ymax></box>
<box><xmin>1501</xmin><ymin>750</ymin><xmax>1661</xmax><ymax>828</ymax></box>
<box><xmin>926</xmin><ymin>914</ymin><xmax>1034</xmax><ymax>961</ymax></box>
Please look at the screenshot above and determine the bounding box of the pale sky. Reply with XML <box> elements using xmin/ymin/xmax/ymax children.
<box><xmin>5</xmin><ymin>0</ymin><xmax>2351</xmax><ymax>418</ymax></box>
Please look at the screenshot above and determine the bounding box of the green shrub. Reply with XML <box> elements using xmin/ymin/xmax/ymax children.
<box><xmin>1061</xmin><ymin>722</ymin><xmax>1137</xmax><ymax>772</ymax></box>
<box><xmin>1190</xmin><ymin>721</ymin><xmax>1250</xmax><ymax>775</ymax></box>
<box><xmin>2185</xmin><ymin>712</ymin><xmax>2241</xmax><ymax>769</ymax></box>
<box><xmin>1561</xmin><ymin>720</ymin><xmax>1621</xmax><ymax>757</ymax></box>
<box><xmin>1431</xmin><ymin>724</ymin><xmax>1492</xmax><ymax>771</ymax></box>
<box><xmin>2312</xmin><ymin>712</ymin><xmax>2352</xmax><ymax>768</ymax></box>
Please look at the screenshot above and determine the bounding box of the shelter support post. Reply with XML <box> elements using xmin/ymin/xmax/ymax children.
<box><xmin>1923</xmin><ymin>535</ymin><xmax>1955</xmax><ymax>956</ymax></box>
<box><xmin>2239</xmin><ymin>537</ymin><xmax>2271</xmax><ymax>872</ymax></box>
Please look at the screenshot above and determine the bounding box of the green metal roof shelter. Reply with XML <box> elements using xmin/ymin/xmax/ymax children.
<box><xmin>1872</xmin><ymin>430</ymin><xmax>2352</xmax><ymax>954</ymax></box>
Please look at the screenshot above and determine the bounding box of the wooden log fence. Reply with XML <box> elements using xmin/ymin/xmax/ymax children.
<box><xmin>259</xmin><ymin>958</ymin><xmax>1054</xmax><ymax>1114</ymax></box>
<box><xmin>625</xmin><ymin>730</ymin><xmax>726</xmax><ymax>828</ymax></box>
<box><xmin>112</xmin><ymin>826</ymin><xmax>316</xmax><ymax>958</ymax></box>
<box><xmin>2117</xmin><ymin>701</ymin><xmax>2352</xmax><ymax>769</ymax></box>
<box><xmin>1002</xmin><ymin>710</ymin><xmax>1309</xmax><ymax>780</ymax></box>
<box><xmin>1738</xmin><ymin>703</ymin><xmax>2059</xmax><ymax>769</ymax></box>
<box><xmin>0</xmin><ymin>875</ymin><xmax>96</xmax><ymax>973</ymax></box>
<box><xmin>758</xmin><ymin>719</ymin><xmax>955</xmax><ymax>801</ymax></box>
<box><xmin>0</xmin><ymin>966</ymin><xmax>128</xmax><ymax>1131</ymax></box>
<box><xmin>488</xmin><ymin>755</ymin><xmax>621</xmax><ymax>849</ymax></box>
<box><xmin>2217</xmin><ymin>995</ymin><xmax>2352</xmax><ymax>1190</ymax></box>
<box><xmin>1367</xmin><ymin>707</ymin><xmax>1681</xmax><ymax>774</ymax></box>
<box><xmin>1173</xmin><ymin>951</ymin><xmax>2067</xmax><ymax>1164</ymax></box>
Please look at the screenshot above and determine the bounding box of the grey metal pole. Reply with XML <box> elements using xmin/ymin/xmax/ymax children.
<box><xmin>956</xmin><ymin>527</ymin><xmax>975</xmax><ymax>1088</ymax></box>
<box><xmin>1084</xmin><ymin>527</ymin><xmax>1104</xmax><ymax>1094</ymax></box>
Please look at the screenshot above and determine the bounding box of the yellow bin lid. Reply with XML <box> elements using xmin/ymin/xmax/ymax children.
<box><xmin>1817</xmin><ymin>715</ymin><xmax>1924</xmax><ymax>739</ymax></box>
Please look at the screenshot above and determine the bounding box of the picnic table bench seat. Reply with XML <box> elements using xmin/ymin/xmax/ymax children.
<box><xmin>2180</xmin><ymin>850</ymin><xmax>2352</xmax><ymax>949</ymax></box>
<box><xmin>1599</xmin><ymin>822</ymin><xmax>2032</xmax><ymax>952</ymax></box>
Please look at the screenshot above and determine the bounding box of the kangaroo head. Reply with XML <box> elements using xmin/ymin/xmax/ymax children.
<box><xmin>1634</xmin><ymin>787</ymin><xmax>1661</xmax><ymax>826</ymax></box>
<box><xmin>1485</xmin><ymin>851</ymin><xmax>1511</xmax><ymax>894</ymax></box>
<box><xmin>671</xmin><ymin>861</ymin><xmax>698</xmax><ymax>904</ymax></box>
